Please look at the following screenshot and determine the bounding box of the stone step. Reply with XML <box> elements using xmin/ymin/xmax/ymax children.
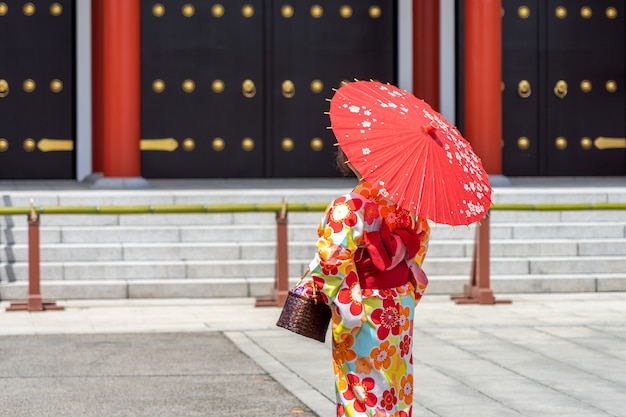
<box><xmin>431</xmin><ymin>238</ymin><xmax>626</xmax><ymax>258</ymax></box>
<box><xmin>0</xmin><ymin>211</ymin><xmax>320</xmax><ymax>228</ymax></box>
<box><xmin>3</xmin><ymin>238</ymin><xmax>625</xmax><ymax>262</ymax></box>
<box><xmin>1</xmin><ymin>207</ymin><xmax>625</xmax><ymax>230</ymax></box>
<box><xmin>2</xmin><ymin>220</ymin><xmax>624</xmax><ymax>245</ymax></box>
<box><xmin>2</xmin><ymin>180</ymin><xmax>625</xmax><ymax>208</ymax></box>
<box><xmin>488</xmin><ymin>209</ymin><xmax>626</xmax><ymax>223</ymax></box>
<box><xmin>492</xmin><ymin>187</ymin><xmax>626</xmax><ymax>205</ymax></box>
<box><xmin>0</xmin><ymin>188</ymin><xmax>344</xmax><ymax>212</ymax></box>
<box><xmin>2</xmin><ymin>255</ymin><xmax>625</xmax><ymax>283</ymax></box>
<box><xmin>2</xmin><ymin>206</ymin><xmax>625</xmax><ymax>225</ymax></box>
<box><xmin>0</xmin><ymin>225</ymin><xmax>281</xmax><ymax>244</ymax></box>
<box><xmin>1</xmin><ymin>243</ymin><xmax>242</xmax><ymax>262</ymax></box>
<box><xmin>2</xmin><ymin>273</ymin><xmax>625</xmax><ymax>301</ymax></box>
<box><xmin>426</xmin><ymin>273</ymin><xmax>626</xmax><ymax>294</ymax></box>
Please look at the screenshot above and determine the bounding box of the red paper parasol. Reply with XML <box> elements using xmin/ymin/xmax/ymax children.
<box><xmin>329</xmin><ymin>80</ymin><xmax>492</xmax><ymax>226</ymax></box>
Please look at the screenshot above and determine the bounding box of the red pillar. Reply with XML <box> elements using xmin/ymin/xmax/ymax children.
<box><xmin>100</xmin><ymin>0</ymin><xmax>141</xmax><ymax>177</ymax></box>
<box><xmin>412</xmin><ymin>0</ymin><xmax>440</xmax><ymax>111</ymax></box>
<box><xmin>464</xmin><ymin>0</ymin><xmax>502</xmax><ymax>175</ymax></box>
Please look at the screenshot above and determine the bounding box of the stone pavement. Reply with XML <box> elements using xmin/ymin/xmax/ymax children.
<box><xmin>0</xmin><ymin>333</ymin><xmax>317</xmax><ymax>417</ymax></box>
<box><xmin>1</xmin><ymin>293</ymin><xmax>625</xmax><ymax>417</ymax></box>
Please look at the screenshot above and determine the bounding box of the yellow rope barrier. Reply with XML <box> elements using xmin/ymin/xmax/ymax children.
<box><xmin>0</xmin><ymin>202</ymin><xmax>624</xmax><ymax>216</ymax></box>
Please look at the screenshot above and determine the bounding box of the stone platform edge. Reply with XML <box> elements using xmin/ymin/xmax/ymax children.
<box><xmin>2</xmin><ymin>274</ymin><xmax>626</xmax><ymax>301</ymax></box>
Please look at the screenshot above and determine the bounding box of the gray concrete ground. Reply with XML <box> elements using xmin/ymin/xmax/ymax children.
<box><xmin>1</xmin><ymin>293</ymin><xmax>625</xmax><ymax>417</ymax></box>
<box><xmin>0</xmin><ymin>333</ymin><xmax>316</xmax><ymax>417</ymax></box>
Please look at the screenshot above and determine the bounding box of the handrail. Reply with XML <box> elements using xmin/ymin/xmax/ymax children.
<box><xmin>0</xmin><ymin>202</ymin><xmax>625</xmax><ymax>216</ymax></box>
<box><xmin>0</xmin><ymin>203</ymin><xmax>329</xmax><ymax>216</ymax></box>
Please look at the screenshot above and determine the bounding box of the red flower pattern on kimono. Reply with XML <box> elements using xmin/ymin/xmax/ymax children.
<box><xmin>321</xmin><ymin>258</ymin><xmax>340</xmax><ymax>276</ymax></box>
<box><xmin>394</xmin><ymin>208</ymin><xmax>414</xmax><ymax>230</ymax></box>
<box><xmin>399</xmin><ymin>335</ymin><xmax>411</xmax><ymax>357</ymax></box>
<box><xmin>344</xmin><ymin>374</ymin><xmax>378</xmax><ymax>413</ymax></box>
<box><xmin>336</xmin><ymin>271</ymin><xmax>363</xmax><ymax>316</ymax></box>
<box><xmin>363</xmin><ymin>201</ymin><xmax>380</xmax><ymax>225</ymax></box>
<box><xmin>371</xmin><ymin>298</ymin><xmax>401</xmax><ymax>340</ymax></box>
<box><xmin>380</xmin><ymin>388</ymin><xmax>398</xmax><ymax>411</ymax></box>
<box><xmin>379</xmin><ymin>288</ymin><xmax>398</xmax><ymax>299</ymax></box>
<box><xmin>327</xmin><ymin>197</ymin><xmax>363</xmax><ymax>233</ymax></box>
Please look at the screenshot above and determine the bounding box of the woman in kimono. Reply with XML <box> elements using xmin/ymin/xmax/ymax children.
<box><xmin>308</xmin><ymin>148</ymin><xmax>429</xmax><ymax>417</ymax></box>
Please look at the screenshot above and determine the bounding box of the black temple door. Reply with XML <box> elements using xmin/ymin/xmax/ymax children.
<box><xmin>271</xmin><ymin>1</ymin><xmax>396</xmax><ymax>177</ymax></box>
<box><xmin>545</xmin><ymin>0</ymin><xmax>625</xmax><ymax>175</ymax></box>
<box><xmin>502</xmin><ymin>0</ymin><xmax>625</xmax><ymax>176</ymax></box>
<box><xmin>502</xmin><ymin>0</ymin><xmax>540</xmax><ymax>176</ymax></box>
<box><xmin>0</xmin><ymin>0</ymin><xmax>75</xmax><ymax>179</ymax></box>
<box><xmin>141</xmin><ymin>1</ymin><xmax>265</xmax><ymax>178</ymax></box>
<box><xmin>140</xmin><ymin>0</ymin><xmax>396</xmax><ymax>178</ymax></box>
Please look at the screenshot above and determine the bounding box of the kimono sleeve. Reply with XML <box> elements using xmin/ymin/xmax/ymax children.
<box><xmin>308</xmin><ymin>195</ymin><xmax>363</xmax><ymax>304</ymax></box>
<box><xmin>414</xmin><ymin>217</ymin><xmax>430</xmax><ymax>267</ymax></box>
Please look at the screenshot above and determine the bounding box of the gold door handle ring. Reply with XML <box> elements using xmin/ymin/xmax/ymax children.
<box><xmin>242</xmin><ymin>79</ymin><xmax>256</xmax><ymax>98</ymax></box>
<box><xmin>0</xmin><ymin>79</ymin><xmax>9</xmax><ymax>98</ymax></box>
<box><xmin>281</xmin><ymin>80</ymin><xmax>295</xmax><ymax>98</ymax></box>
<box><xmin>517</xmin><ymin>80</ymin><xmax>531</xmax><ymax>98</ymax></box>
<box><xmin>554</xmin><ymin>80</ymin><xmax>568</xmax><ymax>99</ymax></box>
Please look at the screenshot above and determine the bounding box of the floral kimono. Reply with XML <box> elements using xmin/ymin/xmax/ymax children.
<box><xmin>308</xmin><ymin>180</ymin><xmax>429</xmax><ymax>417</ymax></box>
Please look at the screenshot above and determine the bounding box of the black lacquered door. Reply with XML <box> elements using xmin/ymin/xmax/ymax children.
<box><xmin>544</xmin><ymin>0</ymin><xmax>625</xmax><ymax>175</ymax></box>
<box><xmin>0</xmin><ymin>0</ymin><xmax>75</xmax><ymax>179</ymax></box>
<box><xmin>141</xmin><ymin>1</ymin><xmax>265</xmax><ymax>178</ymax></box>
<box><xmin>140</xmin><ymin>0</ymin><xmax>396</xmax><ymax>178</ymax></box>
<box><xmin>502</xmin><ymin>0</ymin><xmax>540</xmax><ymax>176</ymax></box>
<box><xmin>270</xmin><ymin>1</ymin><xmax>396</xmax><ymax>177</ymax></box>
<box><xmin>502</xmin><ymin>0</ymin><xmax>625</xmax><ymax>176</ymax></box>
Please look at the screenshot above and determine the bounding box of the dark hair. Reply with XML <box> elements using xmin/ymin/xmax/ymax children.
<box><xmin>335</xmin><ymin>146</ymin><xmax>353</xmax><ymax>176</ymax></box>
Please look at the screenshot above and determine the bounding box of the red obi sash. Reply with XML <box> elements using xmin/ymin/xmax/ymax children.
<box><xmin>355</xmin><ymin>252</ymin><xmax>411</xmax><ymax>289</ymax></box>
<box><xmin>354</xmin><ymin>222</ymin><xmax>422</xmax><ymax>290</ymax></box>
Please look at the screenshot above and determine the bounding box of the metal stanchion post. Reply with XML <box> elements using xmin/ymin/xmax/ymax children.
<box><xmin>451</xmin><ymin>214</ymin><xmax>511</xmax><ymax>305</ymax></box>
<box><xmin>6</xmin><ymin>200</ymin><xmax>63</xmax><ymax>312</ymax></box>
<box><xmin>256</xmin><ymin>199</ymin><xmax>289</xmax><ymax>307</ymax></box>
